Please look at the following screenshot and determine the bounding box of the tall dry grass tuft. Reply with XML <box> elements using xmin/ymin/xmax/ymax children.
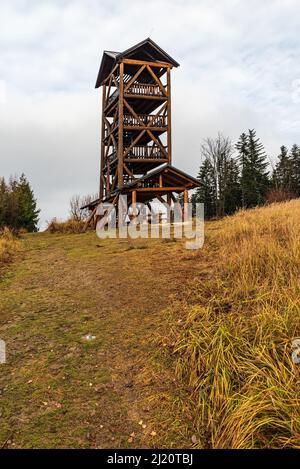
<box><xmin>46</xmin><ymin>218</ymin><xmax>86</xmax><ymax>234</ymax></box>
<box><xmin>173</xmin><ymin>200</ymin><xmax>300</xmax><ymax>448</ymax></box>
<box><xmin>0</xmin><ymin>227</ymin><xmax>20</xmax><ymax>267</ymax></box>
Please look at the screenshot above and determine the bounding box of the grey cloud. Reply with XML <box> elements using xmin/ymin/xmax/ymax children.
<box><xmin>1</xmin><ymin>0</ymin><xmax>300</xmax><ymax>228</ymax></box>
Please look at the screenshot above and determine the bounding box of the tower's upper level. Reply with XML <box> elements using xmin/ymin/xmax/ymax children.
<box><xmin>97</xmin><ymin>39</ymin><xmax>179</xmax><ymax>197</ymax></box>
<box><xmin>95</xmin><ymin>37</ymin><xmax>179</xmax><ymax>88</ymax></box>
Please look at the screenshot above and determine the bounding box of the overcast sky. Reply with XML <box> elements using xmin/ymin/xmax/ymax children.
<box><xmin>1</xmin><ymin>0</ymin><xmax>300</xmax><ymax>228</ymax></box>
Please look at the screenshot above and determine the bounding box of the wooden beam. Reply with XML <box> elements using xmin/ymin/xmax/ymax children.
<box><xmin>135</xmin><ymin>187</ymin><xmax>186</xmax><ymax>192</ymax></box>
<box><xmin>82</xmin><ymin>206</ymin><xmax>97</xmax><ymax>232</ymax></box>
<box><xmin>167</xmin><ymin>168</ymin><xmax>195</xmax><ymax>184</ymax></box>
<box><xmin>111</xmin><ymin>73</ymin><xmax>118</xmax><ymax>89</ymax></box>
<box><xmin>146</xmin><ymin>130</ymin><xmax>168</xmax><ymax>158</ymax></box>
<box><xmin>124</xmin><ymin>126</ymin><xmax>167</xmax><ymax>132</ymax></box>
<box><xmin>147</xmin><ymin>101</ymin><xmax>167</xmax><ymax>128</ymax></box>
<box><xmin>124</xmin><ymin>158</ymin><xmax>167</xmax><ymax>163</ymax></box>
<box><xmin>99</xmin><ymin>84</ymin><xmax>106</xmax><ymax>199</ymax></box>
<box><xmin>117</xmin><ymin>62</ymin><xmax>124</xmax><ymax>189</ymax></box>
<box><xmin>167</xmin><ymin>193</ymin><xmax>173</xmax><ymax>223</ymax></box>
<box><xmin>121</xmin><ymin>58</ymin><xmax>172</xmax><ymax>69</ymax></box>
<box><xmin>124</xmin><ymin>64</ymin><xmax>146</xmax><ymax>92</ymax></box>
<box><xmin>155</xmin><ymin>193</ymin><xmax>166</xmax><ymax>204</ymax></box>
<box><xmin>111</xmin><ymin>166</ymin><xmax>118</xmax><ymax>190</ymax></box>
<box><xmin>123</xmin><ymin>130</ymin><xmax>146</xmax><ymax>158</ymax></box>
<box><xmin>123</xmin><ymin>99</ymin><xmax>144</xmax><ymax>126</ymax></box>
<box><xmin>146</xmin><ymin>65</ymin><xmax>167</xmax><ymax>96</ymax></box>
<box><xmin>131</xmin><ymin>189</ymin><xmax>137</xmax><ymax>223</ymax></box>
<box><xmin>183</xmin><ymin>189</ymin><xmax>189</xmax><ymax>222</ymax></box>
<box><xmin>103</xmin><ymin>63</ymin><xmax>119</xmax><ymax>85</ymax></box>
<box><xmin>124</xmin><ymin>94</ymin><xmax>166</xmax><ymax>102</ymax></box>
<box><xmin>124</xmin><ymin>163</ymin><xmax>137</xmax><ymax>180</ymax></box>
<box><xmin>106</xmin><ymin>161</ymin><xmax>110</xmax><ymax>194</ymax></box>
<box><xmin>167</xmin><ymin>67</ymin><xmax>172</xmax><ymax>164</ymax></box>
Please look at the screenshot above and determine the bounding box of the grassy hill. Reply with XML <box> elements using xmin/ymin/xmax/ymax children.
<box><xmin>172</xmin><ymin>199</ymin><xmax>300</xmax><ymax>448</ymax></box>
<box><xmin>0</xmin><ymin>200</ymin><xmax>299</xmax><ymax>448</ymax></box>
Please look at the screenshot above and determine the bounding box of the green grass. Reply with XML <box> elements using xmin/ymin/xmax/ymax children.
<box><xmin>1</xmin><ymin>201</ymin><xmax>299</xmax><ymax>448</ymax></box>
<box><xmin>0</xmin><ymin>231</ymin><xmax>195</xmax><ymax>448</ymax></box>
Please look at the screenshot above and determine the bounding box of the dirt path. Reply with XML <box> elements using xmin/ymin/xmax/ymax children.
<box><xmin>0</xmin><ymin>232</ymin><xmax>198</xmax><ymax>448</ymax></box>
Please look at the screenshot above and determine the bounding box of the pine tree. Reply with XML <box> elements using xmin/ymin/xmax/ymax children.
<box><xmin>0</xmin><ymin>177</ymin><xmax>8</xmax><ymax>228</ymax></box>
<box><xmin>273</xmin><ymin>146</ymin><xmax>293</xmax><ymax>193</ymax></box>
<box><xmin>0</xmin><ymin>174</ymin><xmax>40</xmax><ymax>232</ymax></box>
<box><xmin>15</xmin><ymin>174</ymin><xmax>40</xmax><ymax>232</ymax></box>
<box><xmin>290</xmin><ymin>144</ymin><xmax>300</xmax><ymax>196</ymax></box>
<box><xmin>236</xmin><ymin>129</ymin><xmax>269</xmax><ymax>208</ymax></box>
<box><xmin>235</xmin><ymin>132</ymin><xmax>248</xmax><ymax>207</ymax></box>
<box><xmin>6</xmin><ymin>176</ymin><xmax>19</xmax><ymax>229</ymax></box>
<box><xmin>195</xmin><ymin>158</ymin><xmax>217</xmax><ymax>219</ymax></box>
<box><xmin>224</xmin><ymin>158</ymin><xmax>242</xmax><ymax>215</ymax></box>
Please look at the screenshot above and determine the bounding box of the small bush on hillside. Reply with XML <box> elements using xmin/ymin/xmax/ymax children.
<box><xmin>0</xmin><ymin>227</ymin><xmax>20</xmax><ymax>267</ymax></box>
<box><xmin>46</xmin><ymin>218</ymin><xmax>86</xmax><ymax>234</ymax></box>
<box><xmin>266</xmin><ymin>189</ymin><xmax>295</xmax><ymax>204</ymax></box>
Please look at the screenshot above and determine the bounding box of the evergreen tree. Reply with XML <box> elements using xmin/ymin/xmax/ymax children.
<box><xmin>235</xmin><ymin>132</ymin><xmax>248</xmax><ymax>207</ymax></box>
<box><xmin>6</xmin><ymin>176</ymin><xmax>19</xmax><ymax>229</ymax></box>
<box><xmin>290</xmin><ymin>144</ymin><xmax>300</xmax><ymax>196</ymax></box>
<box><xmin>0</xmin><ymin>174</ymin><xmax>40</xmax><ymax>232</ymax></box>
<box><xmin>236</xmin><ymin>129</ymin><xmax>269</xmax><ymax>208</ymax></box>
<box><xmin>0</xmin><ymin>177</ymin><xmax>8</xmax><ymax>228</ymax></box>
<box><xmin>224</xmin><ymin>158</ymin><xmax>242</xmax><ymax>215</ymax></box>
<box><xmin>273</xmin><ymin>146</ymin><xmax>293</xmax><ymax>193</ymax></box>
<box><xmin>195</xmin><ymin>158</ymin><xmax>217</xmax><ymax>219</ymax></box>
<box><xmin>15</xmin><ymin>174</ymin><xmax>40</xmax><ymax>232</ymax></box>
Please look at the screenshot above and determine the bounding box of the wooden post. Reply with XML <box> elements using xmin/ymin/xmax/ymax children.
<box><xmin>167</xmin><ymin>193</ymin><xmax>173</xmax><ymax>224</ymax></box>
<box><xmin>83</xmin><ymin>206</ymin><xmax>97</xmax><ymax>232</ymax></box>
<box><xmin>167</xmin><ymin>67</ymin><xmax>172</xmax><ymax>164</ymax></box>
<box><xmin>132</xmin><ymin>189</ymin><xmax>137</xmax><ymax>223</ymax></box>
<box><xmin>183</xmin><ymin>189</ymin><xmax>188</xmax><ymax>222</ymax></box>
<box><xmin>99</xmin><ymin>84</ymin><xmax>106</xmax><ymax>199</ymax></box>
<box><xmin>117</xmin><ymin>62</ymin><xmax>124</xmax><ymax>188</ymax></box>
<box><xmin>106</xmin><ymin>161</ymin><xmax>110</xmax><ymax>194</ymax></box>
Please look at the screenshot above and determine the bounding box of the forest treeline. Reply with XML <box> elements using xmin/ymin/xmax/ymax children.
<box><xmin>2</xmin><ymin>128</ymin><xmax>300</xmax><ymax>233</ymax></box>
<box><xmin>192</xmin><ymin>129</ymin><xmax>300</xmax><ymax>218</ymax></box>
<box><xmin>0</xmin><ymin>174</ymin><xmax>40</xmax><ymax>232</ymax></box>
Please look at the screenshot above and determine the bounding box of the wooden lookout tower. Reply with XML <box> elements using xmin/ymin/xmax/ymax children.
<box><xmin>83</xmin><ymin>38</ymin><xmax>200</xmax><ymax>227</ymax></box>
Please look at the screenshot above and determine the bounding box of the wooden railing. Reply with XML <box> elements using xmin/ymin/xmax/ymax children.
<box><xmin>126</xmin><ymin>83</ymin><xmax>163</xmax><ymax>96</ymax></box>
<box><xmin>106</xmin><ymin>83</ymin><xmax>164</xmax><ymax>108</ymax></box>
<box><xmin>123</xmin><ymin>114</ymin><xmax>167</xmax><ymax>128</ymax></box>
<box><xmin>125</xmin><ymin>145</ymin><xmax>166</xmax><ymax>159</ymax></box>
<box><xmin>105</xmin><ymin>146</ymin><xmax>167</xmax><ymax>163</ymax></box>
<box><xmin>104</xmin><ymin>113</ymin><xmax>167</xmax><ymax>139</ymax></box>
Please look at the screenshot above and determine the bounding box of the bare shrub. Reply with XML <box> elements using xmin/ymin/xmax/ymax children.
<box><xmin>0</xmin><ymin>227</ymin><xmax>20</xmax><ymax>266</ymax></box>
<box><xmin>46</xmin><ymin>218</ymin><xmax>86</xmax><ymax>234</ymax></box>
<box><xmin>69</xmin><ymin>193</ymin><xmax>98</xmax><ymax>221</ymax></box>
<box><xmin>266</xmin><ymin>189</ymin><xmax>295</xmax><ymax>204</ymax></box>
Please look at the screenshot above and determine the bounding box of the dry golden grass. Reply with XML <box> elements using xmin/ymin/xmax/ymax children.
<box><xmin>1</xmin><ymin>201</ymin><xmax>300</xmax><ymax>448</ymax></box>
<box><xmin>172</xmin><ymin>200</ymin><xmax>300</xmax><ymax>448</ymax></box>
<box><xmin>0</xmin><ymin>227</ymin><xmax>20</xmax><ymax>267</ymax></box>
<box><xmin>46</xmin><ymin>218</ymin><xmax>86</xmax><ymax>234</ymax></box>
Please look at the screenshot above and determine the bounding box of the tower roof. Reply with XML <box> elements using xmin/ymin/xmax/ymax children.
<box><xmin>81</xmin><ymin>164</ymin><xmax>201</xmax><ymax>209</ymax></box>
<box><xmin>95</xmin><ymin>38</ymin><xmax>179</xmax><ymax>88</ymax></box>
